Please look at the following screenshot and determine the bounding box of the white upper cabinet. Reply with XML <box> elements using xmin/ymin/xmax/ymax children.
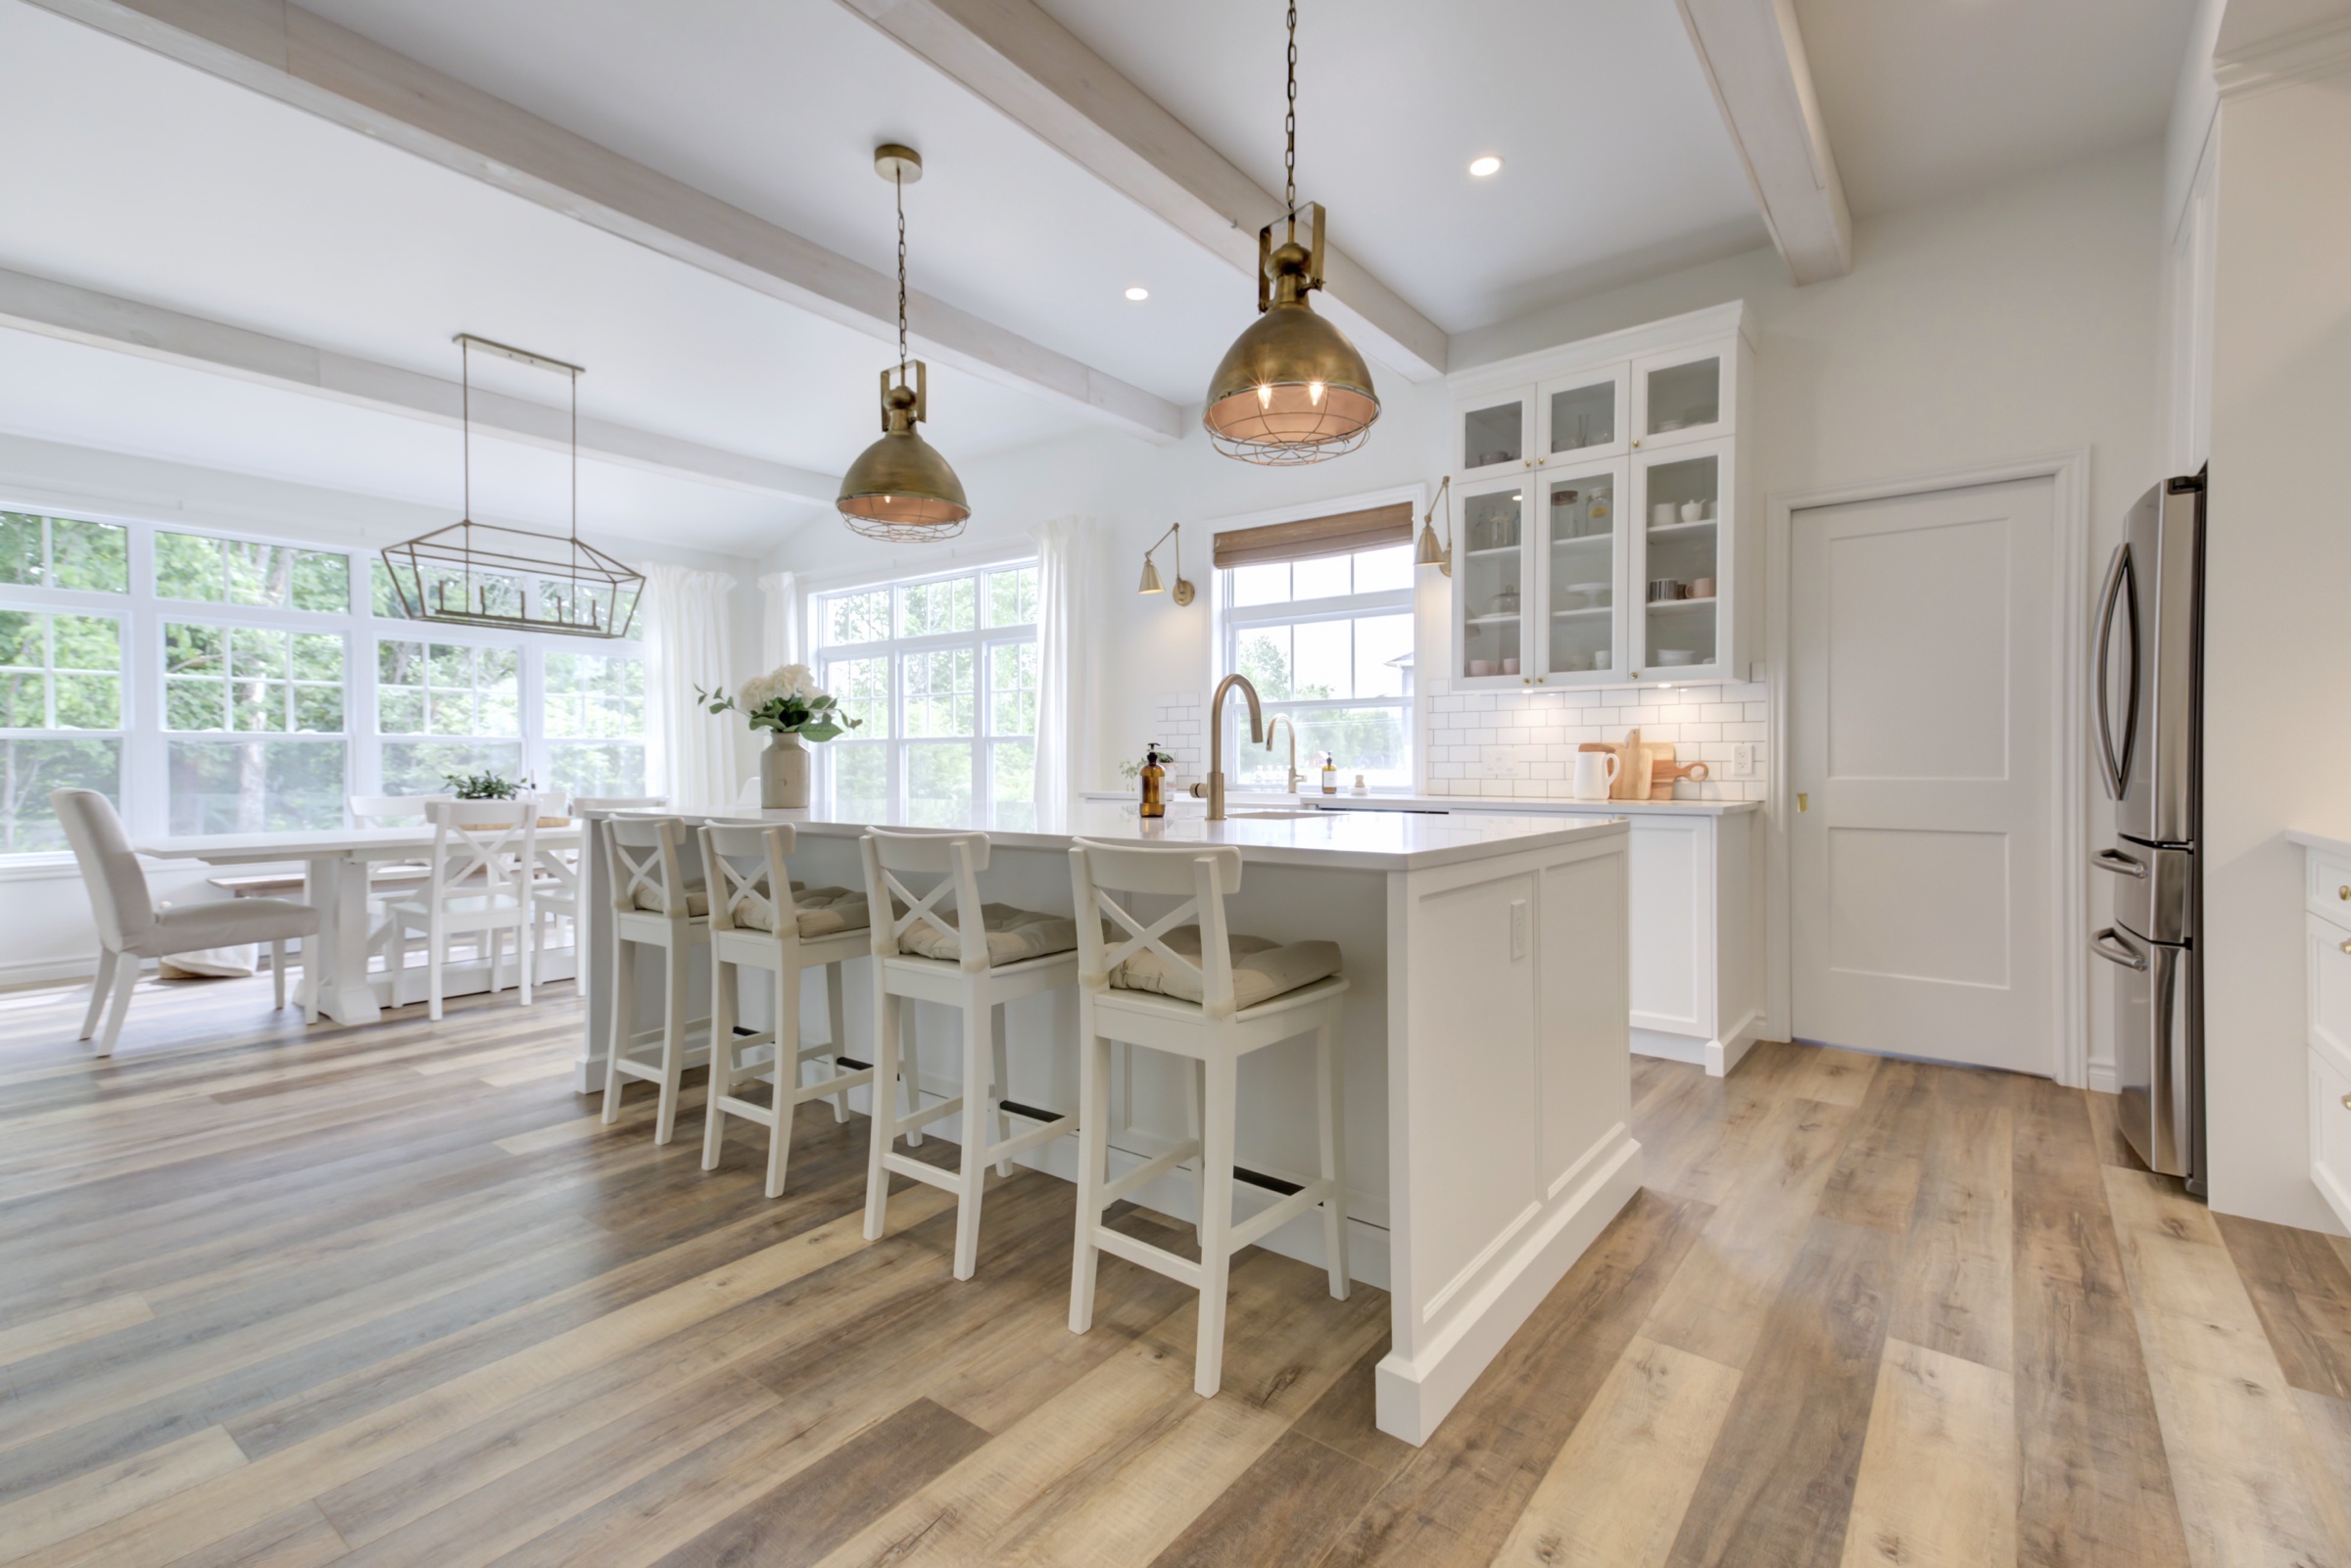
<box><xmin>1446</xmin><ymin>303</ymin><xmax>1755</xmax><ymax>690</ymax></box>
<box><xmin>1631</xmin><ymin>344</ymin><xmax>1734</xmax><ymax>451</ymax></box>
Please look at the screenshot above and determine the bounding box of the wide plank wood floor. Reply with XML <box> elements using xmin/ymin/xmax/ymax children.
<box><xmin>2</xmin><ymin>973</ymin><xmax>2349</xmax><ymax>1567</ymax></box>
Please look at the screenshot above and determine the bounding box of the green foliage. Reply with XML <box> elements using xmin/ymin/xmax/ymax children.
<box><xmin>443</xmin><ymin>768</ymin><xmax>531</xmax><ymax>800</ymax></box>
<box><xmin>696</xmin><ymin>681</ymin><xmax>861</xmax><ymax>743</ymax></box>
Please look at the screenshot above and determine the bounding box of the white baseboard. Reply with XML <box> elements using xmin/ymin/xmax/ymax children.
<box><xmin>1374</xmin><ymin>1124</ymin><xmax>1643</xmax><ymax>1446</ymax></box>
<box><xmin>2087</xmin><ymin>1061</ymin><xmax>2118</xmax><ymax>1094</ymax></box>
<box><xmin>1631</xmin><ymin>1009</ymin><xmax>1762</xmax><ymax>1078</ymax></box>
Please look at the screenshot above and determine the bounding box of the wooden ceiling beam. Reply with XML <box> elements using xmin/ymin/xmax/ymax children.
<box><xmin>0</xmin><ymin>266</ymin><xmax>844</xmax><ymax>502</ymax></box>
<box><xmin>1675</xmin><ymin>0</ymin><xmax>1853</xmax><ymax>284</ymax></box>
<box><xmin>26</xmin><ymin>0</ymin><xmax>1187</xmax><ymax>443</ymax></box>
<box><xmin>839</xmin><ymin>0</ymin><xmax>1450</xmax><ymax>382</ymax></box>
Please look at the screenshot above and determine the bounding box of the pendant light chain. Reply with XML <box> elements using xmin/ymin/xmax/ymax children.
<box><xmin>1283</xmin><ymin>0</ymin><xmax>1298</xmax><ymax>235</ymax></box>
<box><xmin>459</xmin><ymin>336</ymin><xmax>471</xmax><ymax>523</ymax></box>
<box><xmin>895</xmin><ymin>167</ymin><xmax>909</xmax><ymax>376</ymax></box>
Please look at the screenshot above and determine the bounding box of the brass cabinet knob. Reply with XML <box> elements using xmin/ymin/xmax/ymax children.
<box><xmin>2338</xmin><ymin>884</ymin><xmax>2348</xmax><ymax>900</ymax></box>
<box><xmin>2340</xmin><ymin>938</ymin><xmax>2351</xmax><ymax>955</ymax></box>
<box><xmin>1632</xmin><ymin>438</ymin><xmax>1641</xmax><ymax>449</ymax></box>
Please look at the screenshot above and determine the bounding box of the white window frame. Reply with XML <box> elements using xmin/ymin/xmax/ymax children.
<box><xmin>1209</xmin><ymin>486</ymin><xmax>1425</xmax><ymax>794</ymax></box>
<box><xmin>0</xmin><ymin>498</ymin><xmax>645</xmax><ymax>860</ymax></box>
<box><xmin>806</xmin><ymin>553</ymin><xmax>1039</xmax><ymax>825</ymax></box>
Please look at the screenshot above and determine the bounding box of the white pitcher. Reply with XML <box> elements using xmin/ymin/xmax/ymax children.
<box><xmin>1571</xmin><ymin>750</ymin><xmax>1619</xmax><ymax>801</ymax></box>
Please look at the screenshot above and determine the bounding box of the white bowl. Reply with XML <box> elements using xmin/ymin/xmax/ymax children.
<box><xmin>1656</xmin><ymin>649</ymin><xmax>1700</xmax><ymax>666</ymax></box>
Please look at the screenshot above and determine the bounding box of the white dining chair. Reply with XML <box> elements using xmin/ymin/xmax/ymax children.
<box><xmin>50</xmin><ymin>787</ymin><xmax>320</xmax><ymax>1054</ymax></box>
<box><xmin>1065</xmin><ymin>837</ymin><xmax>1351</xmax><ymax>1399</ymax></box>
<box><xmin>381</xmin><ymin>800</ymin><xmax>540</xmax><ymax>1022</ymax></box>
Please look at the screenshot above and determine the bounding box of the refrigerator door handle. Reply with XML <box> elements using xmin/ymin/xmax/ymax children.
<box><xmin>2093</xmin><ymin>846</ymin><xmax>2149</xmax><ymax>879</ymax></box>
<box><xmin>2091</xmin><ymin>926</ymin><xmax>2150</xmax><ymax>972</ymax></box>
<box><xmin>2094</xmin><ymin>542</ymin><xmax>2139</xmax><ymax>802</ymax></box>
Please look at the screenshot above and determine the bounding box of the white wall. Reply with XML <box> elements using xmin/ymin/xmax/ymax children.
<box><xmin>2199</xmin><ymin>24</ymin><xmax>2351</xmax><ymax>1234</ymax></box>
<box><xmin>0</xmin><ymin>430</ymin><xmax>765</xmax><ymax>985</ymax></box>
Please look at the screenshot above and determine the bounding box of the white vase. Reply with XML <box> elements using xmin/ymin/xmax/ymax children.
<box><xmin>760</xmin><ymin>732</ymin><xmax>809</xmax><ymax>809</ymax></box>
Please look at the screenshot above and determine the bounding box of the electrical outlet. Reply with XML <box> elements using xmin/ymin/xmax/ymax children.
<box><xmin>1730</xmin><ymin>743</ymin><xmax>1756</xmax><ymax>780</ymax></box>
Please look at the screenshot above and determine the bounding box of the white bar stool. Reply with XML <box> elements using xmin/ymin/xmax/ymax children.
<box><xmin>697</xmin><ymin>821</ymin><xmax>892</xmax><ymax>1196</ymax></box>
<box><xmin>600</xmin><ymin>814</ymin><xmax>710</xmax><ymax>1143</ymax></box>
<box><xmin>859</xmin><ymin>828</ymin><xmax>1081</xmax><ymax>1280</ymax></box>
<box><xmin>1065</xmin><ymin>837</ymin><xmax>1351</xmax><ymax>1399</ymax></box>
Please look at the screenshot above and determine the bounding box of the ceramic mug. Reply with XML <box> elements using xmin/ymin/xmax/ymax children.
<box><xmin>1571</xmin><ymin>751</ymin><xmax>1619</xmax><ymax>801</ymax></box>
<box><xmin>1593</xmin><ymin>649</ymin><xmax>1612</xmax><ymax>670</ymax></box>
<box><xmin>1681</xmin><ymin>500</ymin><xmax>1708</xmax><ymax>523</ymax></box>
<box><xmin>1502</xmin><ymin>656</ymin><xmax>1520</xmax><ymax>675</ymax></box>
<box><xmin>1467</xmin><ymin>659</ymin><xmax>1497</xmax><ymax>677</ymax></box>
<box><xmin>1649</xmin><ymin>578</ymin><xmax>1682</xmax><ymax>601</ymax></box>
<box><xmin>1687</xmin><ymin>577</ymin><xmax>1717</xmax><ymax>598</ymax></box>
<box><xmin>1652</xmin><ymin>502</ymin><xmax>1677</xmax><ymax>527</ymax></box>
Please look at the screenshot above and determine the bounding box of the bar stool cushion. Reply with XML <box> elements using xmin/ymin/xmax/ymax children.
<box><xmin>897</xmin><ymin>902</ymin><xmax>1079</xmax><ymax>966</ymax></box>
<box><xmin>635</xmin><ymin>878</ymin><xmax>814</xmax><ymax>919</ymax></box>
<box><xmin>735</xmin><ymin>884</ymin><xmax>870</xmax><ymax>937</ymax></box>
<box><xmin>1110</xmin><ymin>927</ymin><xmax>1342</xmax><ymax>1011</ymax></box>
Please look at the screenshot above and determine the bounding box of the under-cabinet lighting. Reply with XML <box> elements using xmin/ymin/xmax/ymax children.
<box><xmin>1468</xmin><ymin>155</ymin><xmax>1504</xmax><ymax>178</ymax></box>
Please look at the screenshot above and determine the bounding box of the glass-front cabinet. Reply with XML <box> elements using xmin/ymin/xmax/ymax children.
<box><xmin>1446</xmin><ymin>303</ymin><xmax>1751</xmax><ymax>689</ymax></box>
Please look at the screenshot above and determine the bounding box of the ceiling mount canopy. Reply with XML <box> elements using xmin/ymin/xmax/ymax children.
<box><xmin>382</xmin><ymin>333</ymin><xmax>645</xmax><ymax>640</ymax></box>
<box><xmin>1202</xmin><ymin>1</ymin><xmax>1380</xmax><ymax>466</ymax></box>
<box><xmin>839</xmin><ymin>143</ymin><xmax>971</xmax><ymax>543</ymax></box>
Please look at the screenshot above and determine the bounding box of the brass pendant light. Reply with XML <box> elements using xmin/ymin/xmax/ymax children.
<box><xmin>1202</xmin><ymin>1</ymin><xmax>1379</xmax><ymax>465</ymax></box>
<box><xmin>839</xmin><ymin>144</ymin><xmax>970</xmax><ymax>542</ymax></box>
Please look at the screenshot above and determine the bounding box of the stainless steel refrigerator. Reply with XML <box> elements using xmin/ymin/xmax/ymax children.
<box><xmin>2091</xmin><ymin>470</ymin><xmax>2206</xmax><ymax>1194</ymax></box>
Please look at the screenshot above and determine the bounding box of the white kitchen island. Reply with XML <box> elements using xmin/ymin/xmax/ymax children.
<box><xmin>573</xmin><ymin>800</ymin><xmax>1638</xmax><ymax>1446</ymax></box>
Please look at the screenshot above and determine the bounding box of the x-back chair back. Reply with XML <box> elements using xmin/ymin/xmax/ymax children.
<box><xmin>699</xmin><ymin>821</ymin><xmax>799</xmax><ymax>935</ymax></box>
<box><xmin>605</xmin><ymin>814</ymin><xmax>702</xmax><ymax>918</ymax></box>
<box><xmin>425</xmin><ymin>799</ymin><xmax>539</xmax><ymax>901</ymax></box>
<box><xmin>1071</xmin><ymin>842</ymin><xmax>1248</xmax><ymax>1019</ymax></box>
<box><xmin>860</xmin><ymin>828</ymin><xmax>992</xmax><ymax>972</ymax></box>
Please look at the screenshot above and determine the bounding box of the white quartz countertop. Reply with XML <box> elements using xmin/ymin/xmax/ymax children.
<box><xmin>600</xmin><ymin>799</ymin><xmax>1626</xmax><ymax>872</ymax></box>
<box><xmin>1080</xmin><ymin>789</ymin><xmax>1759</xmax><ymax>818</ymax></box>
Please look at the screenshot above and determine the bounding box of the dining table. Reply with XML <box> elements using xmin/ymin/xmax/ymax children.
<box><xmin>134</xmin><ymin>824</ymin><xmax>584</xmax><ymax>1024</ymax></box>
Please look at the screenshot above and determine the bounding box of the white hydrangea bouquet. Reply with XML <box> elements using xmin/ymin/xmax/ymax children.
<box><xmin>696</xmin><ymin>664</ymin><xmax>859</xmax><ymax>808</ymax></box>
<box><xmin>696</xmin><ymin>663</ymin><xmax>860</xmax><ymax>742</ymax></box>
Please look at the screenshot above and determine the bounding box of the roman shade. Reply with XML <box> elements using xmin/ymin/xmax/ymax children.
<box><xmin>1210</xmin><ymin>501</ymin><xmax>1414</xmax><ymax>569</ymax></box>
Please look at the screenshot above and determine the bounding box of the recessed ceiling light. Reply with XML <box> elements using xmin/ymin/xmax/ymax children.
<box><xmin>1124</xmin><ymin>286</ymin><xmax>1150</xmax><ymax>302</ymax></box>
<box><xmin>1468</xmin><ymin>155</ymin><xmax>1503</xmax><ymax>178</ymax></box>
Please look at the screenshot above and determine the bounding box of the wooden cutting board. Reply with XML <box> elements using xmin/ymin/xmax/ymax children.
<box><xmin>1649</xmin><ymin>753</ymin><xmax>1710</xmax><ymax>801</ymax></box>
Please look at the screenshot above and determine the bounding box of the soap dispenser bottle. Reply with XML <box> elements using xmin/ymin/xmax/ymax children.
<box><xmin>1319</xmin><ymin>752</ymin><xmax>1338</xmax><ymax>795</ymax></box>
<box><xmin>1139</xmin><ymin>744</ymin><xmax>1167</xmax><ymax>818</ymax></box>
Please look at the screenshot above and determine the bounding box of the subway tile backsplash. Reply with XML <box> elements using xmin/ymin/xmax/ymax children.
<box><xmin>1423</xmin><ymin>682</ymin><xmax>1770</xmax><ymax>801</ymax></box>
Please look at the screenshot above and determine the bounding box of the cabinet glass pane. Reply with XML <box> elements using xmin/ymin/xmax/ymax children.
<box><xmin>1643</xmin><ymin>453</ymin><xmax>1719</xmax><ymax>670</ymax></box>
<box><xmin>1549</xmin><ymin>382</ymin><xmax>1616</xmax><ymax>453</ymax></box>
<box><xmin>1646</xmin><ymin>357</ymin><xmax>1720</xmax><ymax>436</ymax></box>
<box><xmin>1460</xmin><ymin>488</ymin><xmax>1523</xmax><ymax>679</ymax></box>
<box><xmin>1463</xmin><ymin>400</ymin><xmax>1522</xmax><ymax>468</ymax></box>
<box><xmin>1546</xmin><ymin>472</ymin><xmax>1616</xmax><ymax>676</ymax></box>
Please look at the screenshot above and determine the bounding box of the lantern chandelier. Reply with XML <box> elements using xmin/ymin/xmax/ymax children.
<box><xmin>1201</xmin><ymin>0</ymin><xmax>1380</xmax><ymax>465</ymax></box>
<box><xmin>381</xmin><ymin>333</ymin><xmax>645</xmax><ymax>640</ymax></box>
<box><xmin>838</xmin><ymin>144</ymin><xmax>971</xmax><ymax>542</ymax></box>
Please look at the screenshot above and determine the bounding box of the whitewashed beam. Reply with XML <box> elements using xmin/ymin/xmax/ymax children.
<box><xmin>1675</xmin><ymin>0</ymin><xmax>1852</xmax><ymax>284</ymax></box>
<box><xmin>839</xmin><ymin>0</ymin><xmax>1449</xmax><ymax>382</ymax></box>
<box><xmin>25</xmin><ymin>0</ymin><xmax>1186</xmax><ymax>443</ymax></box>
<box><xmin>0</xmin><ymin>266</ymin><xmax>842</xmax><ymax>501</ymax></box>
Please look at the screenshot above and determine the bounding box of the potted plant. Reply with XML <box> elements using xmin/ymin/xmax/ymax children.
<box><xmin>696</xmin><ymin>664</ymin><xmax>861</xmax><ymax>809</ymax></box>
<box><xmin>440</xmin><ymin>769</ymin><xmax>538</xmax><ymax>825</ymax></box>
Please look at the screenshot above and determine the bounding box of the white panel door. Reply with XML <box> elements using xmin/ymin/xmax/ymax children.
<box><xmin>1791</xmin><ymin>478</ymin><xmax>2056</xmax><ymax>1072</ymax></box>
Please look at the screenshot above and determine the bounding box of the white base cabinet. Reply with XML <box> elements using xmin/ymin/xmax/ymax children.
<box><xmin>2298</xmin><ymin>836</ymin><xmax>2351</xmax><ymax>1229</ymax></box>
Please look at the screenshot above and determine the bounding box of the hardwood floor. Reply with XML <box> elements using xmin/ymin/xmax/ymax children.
<box><xmin>2</xmin><ymin>973</ymin><xmax>2348</xmax><ymax>1567</ymax></box>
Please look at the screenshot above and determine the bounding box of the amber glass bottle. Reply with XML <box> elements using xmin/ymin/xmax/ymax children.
<box><xmin>1139</xmin><ymin>744</ymin><xmax>1167</xmax><ymax>818</ymax></box>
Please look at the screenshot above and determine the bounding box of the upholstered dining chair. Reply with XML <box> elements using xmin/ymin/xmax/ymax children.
<box><xmin>50</xmin><ymin>787</ymin><xmax>320</xmax><ymax>1054</ymax></box>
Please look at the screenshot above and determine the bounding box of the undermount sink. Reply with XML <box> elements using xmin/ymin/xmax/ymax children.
<box><xmin>1225</xmin><ymin>809</ymin><xmax>1327</xmax><ymax>820</ymax></box>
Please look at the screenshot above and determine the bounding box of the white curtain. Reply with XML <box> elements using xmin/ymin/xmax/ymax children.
<box><xmin>643</xmin><ymin>562</ymin><xmax>740</xmax><ymax>809</ymax></box>
<box><xmin>1029</xmin><ymin>515</ymin><xmax>1094</xmax><ymax>825</ymax></box>
<box><xmin>757</xmin><ymin>570</ymin><xmax>799</xmax><ymax>675</ymax></box>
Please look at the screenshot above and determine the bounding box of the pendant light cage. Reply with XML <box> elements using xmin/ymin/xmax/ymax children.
<box><xmin>1200</xmin><ymin>2</ymin><xmax>1380</xmax><ymax>466</ymax></box>
<box><xmin>385</xmin><ymin>334</ymin><xmax>646</xmax><ymax>640</ymax></box>
<box><xmin>838</xmin><ymin>146</ymin><xmax>970</xmax><ymax>542</ymax></box>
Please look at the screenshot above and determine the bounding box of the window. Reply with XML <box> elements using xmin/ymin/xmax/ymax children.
<box><xmin>376</xmin><ymin>638</ymin><xmax>521</xmax><ymax>795</ymax></box>
<box><xmin>811</xmin><ymin>562</ymin><xmax>1038</xmax><ymax>829</ymax></box>
<box><xmin>543</xmin><ymin>650</ymin><xmax>647</xmax><ymax>796</ymax></box>
<box><xmin>0</xmin><ymin>508</ymin><xmax>647</xmax><ymax>856</ymax></box>
<box><xmin>1221</xmin><ymin>543</ymin><xmax>1415</xmax><ymax>790</ymax></box>
<box><xmin>0</xmin><ymin>607</ymin><xmax>124</xmax><ymax>852</ymax></box>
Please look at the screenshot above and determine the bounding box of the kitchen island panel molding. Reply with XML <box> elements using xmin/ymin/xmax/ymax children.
<box><xmin>1378</xmin><ymin>821</ymin><xmax>1641</xmax><ymax>1443</ymax></box>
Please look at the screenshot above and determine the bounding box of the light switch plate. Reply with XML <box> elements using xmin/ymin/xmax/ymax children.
<box><xmin>1731</xmin><ymin>742</ymin><xmax>1756</xmax><ymax>779</ymax></box>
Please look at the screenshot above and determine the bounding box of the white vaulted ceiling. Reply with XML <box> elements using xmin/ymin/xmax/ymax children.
<box><xmin>0</xmin><ymin>0</ymin><xmax>2203</xmax><ymax>557</ymax></box>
